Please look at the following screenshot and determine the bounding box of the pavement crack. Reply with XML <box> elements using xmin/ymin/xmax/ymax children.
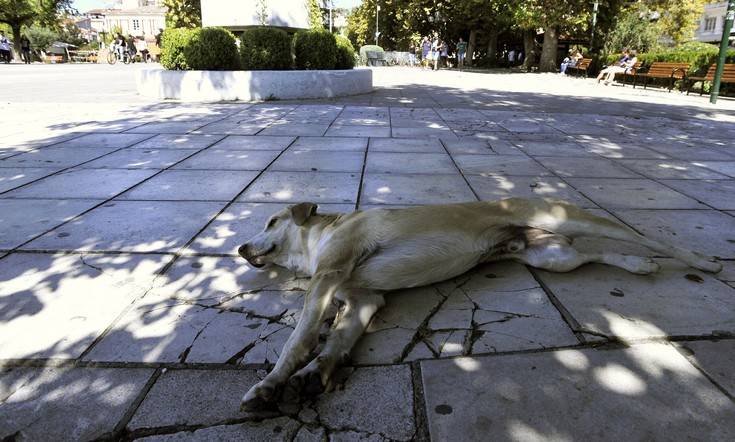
<box><xmin>178</xmin><ymin>314</ymin><xmax>217</xmax><ymax>363</ymax></box>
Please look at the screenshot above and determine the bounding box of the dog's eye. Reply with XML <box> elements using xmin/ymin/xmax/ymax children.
<box><xmin>266</xmin><ymin>218</ymin><xmax>278</xmax><ymax>229</ymax></box>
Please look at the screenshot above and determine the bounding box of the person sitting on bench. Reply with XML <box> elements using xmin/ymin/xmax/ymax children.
<box><xmin>597</xmin><ymin>49</ymin><xmax>637</xmax><ymax>85</ymax></box>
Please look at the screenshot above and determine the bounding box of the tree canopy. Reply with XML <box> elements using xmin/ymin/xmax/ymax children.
<box><xmin>346</xmin><ymin>0</ymin><xmax>708</xmax><ymax>71</ymax></box>
<box><xmin>163</xmin><ymin>0</ymin><xmax>201</xmax><ymax>29</ymax></box>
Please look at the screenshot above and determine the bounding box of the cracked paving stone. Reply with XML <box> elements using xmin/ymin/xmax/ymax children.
<box><xmin>675</xmin><ymin>340</ymin><xmax>735</xmax><ymax>396</ymax></box>
<box><xmin>328</xmin><ymin>430</ymin><xmax>390</xmax><ymax>441</ymax></box>
<box><xmin>128</xmin><ymin>369</ymin><xmax>263</xmax><ymax>430</ymax></box>
<box><xmin>536</xmin><ymin>259</ymin><xmax>735</xmax><ymax>340</ymax></box>
<box><xmin>316</xmin><ymin>366</ymin><xmax>415</xmax><ymax>441</ymax></box>
<box><xmin>0</xmin><ymin>367</ymin><xmax>154</xmax><ymax>441</ymax></box>
<box><xmin>149</xmin><ymin>256</ymin><xmax>309</xmax><ymax>305</ymax></box>
<box><xmin>421</xmin><ymin>343</ymin><xmax>735</xmax><ymax>441</ymax></box>
<box><xmin>0</xmin><ymin>252</ymin><xmax>167</xmax><ymax>359</ymax></box>
<box><xmin>295</xmin><ymin>425</ymin><xmax>327</xmax><ymax>442</ymax></box>
<box><xmin>134</xmin><ymin>416</ymin><xmax>301</xmax><ymax>441</ymax></box>
<box><xmin>239</xmin><ymin>322</ymin><xmax>294</xmax><ymax>365</ymax></box>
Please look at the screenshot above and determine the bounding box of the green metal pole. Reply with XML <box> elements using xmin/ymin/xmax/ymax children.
<box><xmin>710</xmin><ymin>0</ymin><xmax>735</xmax><ymax>104</ymax></box>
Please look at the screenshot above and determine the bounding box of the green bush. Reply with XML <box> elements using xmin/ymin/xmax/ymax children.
<box><xmin>334</xmin><ymin>35</ymin><xmax>356</xmax><ymax>69</ymax></box>
<box><xmin>359</xmin><ymin>44</ymin><xmax>384</xmax><ymax>65</ymax></box>
<box><xmin>183</xmin><ymin>27</ymin><xmax>239</xmax><ymax>70</ymax></box>
<box><xmin>294</xmin><ymin>30</ymin><xmax>337</xmax><ymax>69</ymax></box>
<box><xmin>160</xmin><ymin>27</ymin><xmax>193</xmax><ymax>70</ymax></box>
<box><xmin>240</xmin><ymin>27</ymin><xmax>293</xmax><ymax>70</ymax></box>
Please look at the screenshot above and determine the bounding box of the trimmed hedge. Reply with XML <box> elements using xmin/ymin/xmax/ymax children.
<box><xmin>294</xmin><ymin>30</ymin><xmax>337</xmax><ymax>70</ymax></box>
<box><xmin>335</xmin><ymin>35</ymin><xmax>357</xmax><ymax>69</ymax></box>
<box><xmin>184</xmin><ymin>27</ymin><xmax>239</xmax><ymax>70</ymax></box>
<box><xmin>240</xmin><ymin>27</ymin><xmax>293</xmax><ymax>70</ymax></box>
<box><xmin>160</xmin><ymin>28</ymin><xmax>193</xmax><ymax>70</ymax></box>
<box><xmin>605</xmin><ymin>42</ymin><xmax>735</xmax><ymax>75</ymax></box>
<box><xmin>359</xmin><ymin>45</ymin><xmax>384</xmax><ymax>65</ymax></box>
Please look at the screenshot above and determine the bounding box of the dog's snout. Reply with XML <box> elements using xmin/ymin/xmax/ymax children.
<box><xmin>238</xmin><ymin>243</ymin><xmax>250</xmax><ymax>258</ymax></box>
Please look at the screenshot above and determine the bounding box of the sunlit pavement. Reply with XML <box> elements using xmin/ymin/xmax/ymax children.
<box><xmin>1</xmin><ymin>65</ymin><xmax>735</xmax><ymax>441</ymax></box>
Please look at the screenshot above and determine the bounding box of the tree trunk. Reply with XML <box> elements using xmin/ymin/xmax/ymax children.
<box><xmin>538</xmin><ymin>25</ymin><xmax>558</xmax><ymax>73</ymax></box>
<box><xmin>486</xmin><ymin>29</ymin><xmax>498</xmax><ymax>67</ymax></box>
<box><xmin>521</xmin><ymin>29</ymin><xmax>536</xmax><ymax>70</ymax></box>
<box><xmin>11</xmin><ymin>23</ymin><xmax>23</xmax><ymax>62</ymax></box>
<box><xmin>466</xmin><ymin>29</ymin><xmax>478</xmax><ymax>66</ymax></box>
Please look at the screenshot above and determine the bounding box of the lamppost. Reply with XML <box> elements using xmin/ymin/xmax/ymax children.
<box><xmin>710</xmin><ymin>0</ymin><xmax>735</xmax><ymax>104</ymax></box>
<box><xmin>375</xmin><ymin>4</ymin><xmax>380</xmax><ymax>45</ymax></box>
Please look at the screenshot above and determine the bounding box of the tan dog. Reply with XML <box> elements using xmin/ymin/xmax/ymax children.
<box><xmin>238</xmin><ymin>198</ymin><xmax>721</xmax><ymax>410</ymax></box>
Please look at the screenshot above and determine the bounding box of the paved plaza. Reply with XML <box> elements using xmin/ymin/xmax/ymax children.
<box><xmin>1</xmin><ymin>65</ymin><xmax>735</xmax><ymax>441</ymax></box>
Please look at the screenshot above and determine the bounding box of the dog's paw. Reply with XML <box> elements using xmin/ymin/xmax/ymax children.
<box><xmin>240</xmin><ymin>382</ymin><xmax>277</xmax><ymax>412</ymax></box>
<box><xmin>621</xmin><ymin>256</ymin><xmax>660</xmax><ymax>275</ymax></box>
<box><xmin>694</xmin><ymin>258</ymin><xmax>722</xmax><ymax>274</ymax></box>
<box><xmin>284</xmin><ymin>360</ymin><xmax>328</xmax><ymax>403</ymax></box>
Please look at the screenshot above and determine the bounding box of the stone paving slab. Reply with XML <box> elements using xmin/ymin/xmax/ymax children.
<box><xmin>535</xmin><ymin>259</ymin><xmax>735</xmax><ymax>340</ymax></box>
<box><xmin>0</xmin><ymin>167</ymin><xmax>63</xmax><ymax>193</ymax></box>
<box><xmin>2</xmin><ymin>168</ymin><xmax>156</xmax><ymax>199</ymax></box>
<box><xmin>466</xmin><ymin>175</ymin><xmax>597</xmax><ymax>208</ymax></box>
<box><xmin>618</xmin><ymin>159</ymin><xmax>731</xmax><ymax>180</ymax></box>
<box><xmin>659</xmin><ymin>179</ymin><xmax>735</xmax><ymax>210</ymax></box>
<box><xmin>613</xmin><ymin>209</ymin><xmax>735</xmax><ymax>258</ymax></box>
<box><xmin>361</xmin><ymin>173</ymin><xmax>475</xmax><ymax>205</ymax></box>
<box><xmin>118</xmin><ymin>170</ymin><xmax>258</xmax><ymax>202</ymax></box>
<box><xmin>0</xmin><ymin>367</ymin><xmax>154</xmax><ymax>441</ymax></box>
<box><xmin>453</xmin><ymin>154</ymin><xmax>551</xmax><ymax>176</ymax></box>
<box><xmin>0</xmin><ymin>252</ymin><xmax>167</xmax><ymax>359</ymax></box>
<box><xmin>238</xmin><ymin>171</ymin><xmax>360</xmax><ymax>204</ymax></box>
<box><xmin>676</xmin><ymin>340</ymin><xmax>735</xmax><ymax>396</ymax></box>
<box><xmin>79</xmin><ymin>148</ymin><xmax>196</xmax><ymax>169</ymax></box>
<box><xmin>22</xmin><ymin>200</ymin><xmax>225</xmax><ymax>253</ymax></box>
<box><xmin>366</xmin><ymin>152</ymin><xmax>456</xmax><ymax>174</ymax></box>
<box><xmin>421</xmin><ymin>343</ymin><xmax>735</xmax><ymax>442</ymax></box>
<box><xmin>210</xmin><ymin>135</ymin><xmax>295</xmax><ymax>150</ymax></box>
<box><xmin>565</xmin><ymin>178</ymin><xmax>706</xmax><ymax>209</ymax></box>
<box><xmin>271</xmin><ymin>150</ymin><xmax>365</xmax><ymax>173</ymax></box>
<box><xmin>172</xmin><ymin>149</ymin><xmax>279</xmax><ymax>171</ymax></box>
<box><xmin>532</xmin><ymin>156</ymin><xmax>641</xmax><ymax>178</ymax></box>
<box><xmin>129</xmin><ymin>134</ymin><xmax>226</xmax><ymax>150</ymax></box>
<box><xmin>291</xmin><ymin>136</ymin><xmax>368</xmax><ymax>151</ymax></box>
<box><xmin>0</xmin><ymin>199</ymin><xmax>101</xmax><ymax>250</ymax></box>
<box><xmin>0</xmin><ymin>146</ymin><xmax>119</xmax><ymax>168</ymax></box>
<box><xmin>369</xmin><ymin>137</ymin><xmax>444</xmax><ymax>153</ymax></box>
<box><xmin>53</xmin><ymin>132</ymin><xmax>153</xmax><ymax>148</ymax></box>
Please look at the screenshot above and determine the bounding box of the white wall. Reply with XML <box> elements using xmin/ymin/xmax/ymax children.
<box><xmin>201</xmin><ymin>0</ymin><xmax>311</xmax><ymax>30</ymax></box>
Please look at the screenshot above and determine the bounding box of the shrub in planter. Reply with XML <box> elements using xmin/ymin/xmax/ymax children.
<box><xmin>335</xmin><ymin>35</ymin><xmax>356</xmax><ymax>69</ymax></box>
<box><xmin>160</xmin><ymin>28</ymin><xmax>193</xmax><ymax>70</ymax></box>
<box><xmin>294</xmin><ymin>30</ymin><xmax>337</xmax><ymax>69</ymax></box>
<box><xmin>358</xmin><ymin>44</ymin><xmax>384</xmax><ymax>65</ymax></box>
<box><xmin>183</xmin><ymin>27</ymin><xmax>239</xmax><ymax>70</ymax></box>
<box><xmin>240</xmin><ymin>27</ymin><xmax>293</xmax><ymax>70</ymax></box>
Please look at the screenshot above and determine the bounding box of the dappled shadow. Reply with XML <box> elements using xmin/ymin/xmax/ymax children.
<box><xmin>1</xmin><ymin>89</ymin><xmax>734</xmax><ymax>439</ymax></box>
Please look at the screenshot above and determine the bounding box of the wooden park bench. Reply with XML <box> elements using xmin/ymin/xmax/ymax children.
<box><xmin>565</xmin><ymin>58</ymin><xmax>592</xmax><ymax>77</ymax></box>
<box><xmin>633</xmin><ymin>62</ymin><xmax>690</xmax><ymax>91</ymax></box>
<box><xmin>366</xmin><ymin>50</ymin><xmax>387</xmax><ymax>66</ymax></box>
<box><xmin>613</xmin><ymin>61</ymin><xmax>642</xmax><ymax>86</ymax></box>
<box><xmin>686</xmin><ymin>63</ymin><xmax>735</xmax><ymax>95</ymax></box>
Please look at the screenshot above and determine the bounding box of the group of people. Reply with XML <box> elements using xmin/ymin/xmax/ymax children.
<box><xmin>110</xmin><ymin>33</ymin><xmax>151</xmax><ymax>62</ymax></box>
<box><xmin>0</xmin><ymin>30</ymin><xmax>33</xmax><ymax>64</ymax></box>
<box><xmin>505</xmin><ymin>47</ymin><xmax>525</xmax><ymax>67</ymax></box>
<box><xmin>416</xmin><ymin>34</ymin><xmax>467</xmax><ymax>70</ymax></box>
<box><xmin>559</xmin><ymin>49</ymin><xmax>583</xmax><ymax>74</ymax></box>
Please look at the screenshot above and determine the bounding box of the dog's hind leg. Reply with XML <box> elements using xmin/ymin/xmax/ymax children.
<box><xmin>490</xmin><ymin>235</ymin><xmax>660</xmax><ymax>275</ymax></box>
<box><xmin>538</xmin><ymin>208</ymin><xmax>722</xmax><ymax>273</ymax></box>
<box><xmin>241</xmin><ymin>272</ymin><xmax>343</xmax><ymax>411</ymax></box>
<box><xmin>284</xmin><ymin>290</ymin><xmax>385</xmax><ymax>401</ymax></box>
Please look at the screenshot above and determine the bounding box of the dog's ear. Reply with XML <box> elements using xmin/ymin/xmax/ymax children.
<box><xmin>290</xmin><ymin>202</ymin><xmax>318</xmax><ymax>226</ymax></box>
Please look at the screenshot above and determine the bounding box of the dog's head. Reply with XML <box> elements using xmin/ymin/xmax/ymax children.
<box><xmin>237</xmin><ymin>202</ymin><xmax>318</xmax><ymax>270</ymax></box>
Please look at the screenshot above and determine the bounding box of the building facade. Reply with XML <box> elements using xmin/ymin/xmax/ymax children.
<box><xmin>82</xmin><ymin>0</ymin><xmax>165</xmax><ymax>40</ymax></box>
<box><xmin>695</xmin><ymin>2</ymin><xmax>735</xmax><ymax>44</ymax></box>
<box><xmin>201</xmin><ymin>0</ymin><xmax>311</xmax><ymax>31</ymax></box>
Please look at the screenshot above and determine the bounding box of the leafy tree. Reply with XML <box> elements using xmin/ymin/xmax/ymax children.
<box><xmin>0</xmin><ymin>0</ymin><xmax>72</xmax><ymax>59</ymax></box>
<box><xmin>308</xmin><ymin>0</ymin><xmax>324</xmax><ymax>30</ymax></box>
<box><xmin>163</xmin><ymin>0</ymin><xmax>201</xmax><ymax>28</ymax></box>
<box><xmin>25</xmin><ymin>23</ymin><xmax>57</xmax><ymax>50</ymax></box>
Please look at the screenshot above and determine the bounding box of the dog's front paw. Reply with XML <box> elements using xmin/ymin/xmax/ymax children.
<box><xmin>283</xmin><ymin>358</ymin><xmax>329</xmax><ymax>403</ymax></box>
<box><xmin>240</xmin><ymin>381</ymin><xmax>278</xmax><ymax>411</ymax></box>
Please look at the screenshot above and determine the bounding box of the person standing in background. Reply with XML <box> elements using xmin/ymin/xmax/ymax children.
<box><xmin>456</xmin><ymin>37</ymin><xmax>467</xmax><ymax>70</ymax></box>
<box><xmin>20</xmin><ymin>35</ymin><xmax>31</xmax><ymax>64</ymax></box>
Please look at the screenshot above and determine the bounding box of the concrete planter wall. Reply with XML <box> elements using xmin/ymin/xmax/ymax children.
<box><xmin>136</xmin><ymin>68</ymin><xmax>373</xmax><ymax>102</ymax></box>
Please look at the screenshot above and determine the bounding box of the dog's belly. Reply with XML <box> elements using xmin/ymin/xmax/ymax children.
<box><xmin>348</xmin><ymin>234</ymin><xmax>488</xmax><ymax>291</ymax></box>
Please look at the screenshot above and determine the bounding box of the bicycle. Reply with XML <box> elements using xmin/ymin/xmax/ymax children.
<box><xmin>107</xmin><ymin>45</ymin><xmax>133</xmax><ymax>65</ymax></box>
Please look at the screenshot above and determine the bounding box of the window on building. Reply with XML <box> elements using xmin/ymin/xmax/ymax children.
<box><xmin>133</xmin><ymin>19</ymin><xmax>140</xmax><ymax>31</ymax></box>
<box><xmin>704</xmin><ymin>17</ymin><xmax>716</xmax><ymax>32</ymax></box>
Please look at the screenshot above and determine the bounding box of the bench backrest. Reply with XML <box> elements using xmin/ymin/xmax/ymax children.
<box><xmin>646</xmin><ymin>62</ymin><xmax>690</xmax><ymax>78</ymax></box>
<box><xmin>576</xmin><ymin>58</ymin><xmax>592</xmax><ymax>69</ymax></box>
<box><xmin>366</xmin><ymin>51</ymin><xmax>385</xmax><ymax>60</ymax></box>
<box><xmin>702</xmin><ymin>63</ymin><xmax>735</xmax><ymax>82</ymax></box>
